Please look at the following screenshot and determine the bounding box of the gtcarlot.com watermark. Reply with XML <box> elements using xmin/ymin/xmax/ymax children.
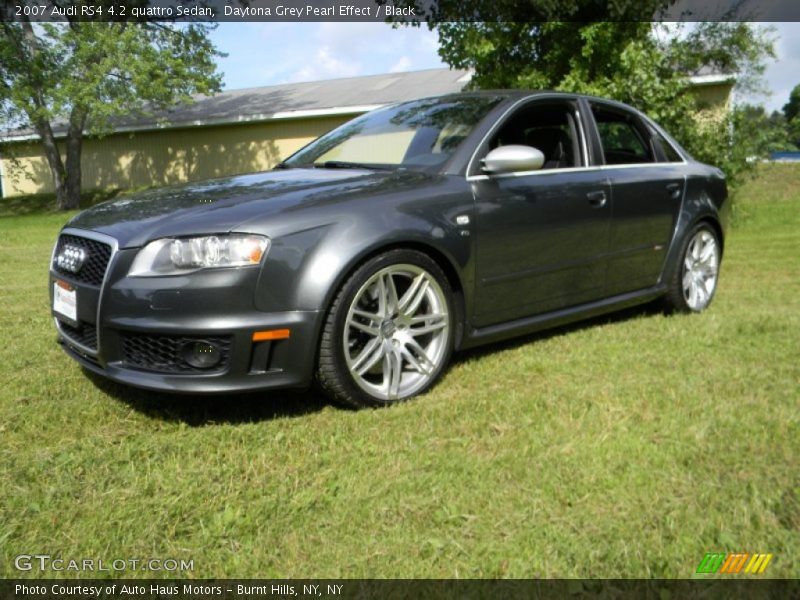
<box><xmin>14</xmin><ymin>554</ymin><xmax>194</xmax><ymax>573</ymax></box>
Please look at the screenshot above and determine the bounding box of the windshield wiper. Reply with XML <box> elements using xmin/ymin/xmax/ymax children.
<box><xmin>314</xmin><ymin>161</ymin><xmax>392</xmax><ymax>171</ymax></box>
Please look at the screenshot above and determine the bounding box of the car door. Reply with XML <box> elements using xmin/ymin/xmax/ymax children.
<box><xmin>586</xmin><ymin>101</ymin><xmax>687</xmax><ymax>296</ymax></box>
<box><xmin>470</xmin><ymin>98</ymin><xmax>613</xmax><ymax>328</ymax></box>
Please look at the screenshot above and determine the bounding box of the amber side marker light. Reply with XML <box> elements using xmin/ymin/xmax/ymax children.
<box><xmin>252</xmin><ymin>329</ymin><xmax>291</xmax><ymax>342</ymax></box>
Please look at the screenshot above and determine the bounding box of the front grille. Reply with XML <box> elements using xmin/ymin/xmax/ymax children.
<box><xmin>121</xmin><ymin>333</ymin><xmax>232</xmax><ymax>374</ymax></box>
<box><xmin>57</xmin><ymin>319</ymin><xmax>98</xmax><ymax>351</ymax></box>
<box><xmin>53</xmin><ymin>234</ymin><xmax>112</xmax><ymax>286</ymax></box>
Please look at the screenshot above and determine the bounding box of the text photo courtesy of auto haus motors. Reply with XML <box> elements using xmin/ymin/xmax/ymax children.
<box><xmin>48</xmin><ymin>86</ymin><xmax>726</xmax><ymax>408</ymax></box>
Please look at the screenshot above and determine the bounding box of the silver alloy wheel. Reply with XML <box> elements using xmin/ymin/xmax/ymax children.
<box><xmin>343</xmin><ymin>263</ymin><xmax>450</xmax><ymax>401</ymax></box>
<box><xmin>682</xmin><ymin>229</ymin><xmax>720</xmax><ymax>311</ymax></box>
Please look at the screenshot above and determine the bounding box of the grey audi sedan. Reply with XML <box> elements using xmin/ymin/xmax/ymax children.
<box><xmin>50</xmin><ymin>92</ymin><xmax>727</xmax><ymax>407</ymax></box>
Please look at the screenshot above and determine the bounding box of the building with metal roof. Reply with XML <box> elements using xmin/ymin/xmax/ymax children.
<box><xmin>0</xmin><ymin>67</ymin><xmax>732</xmax><ymax>198</ymax></box>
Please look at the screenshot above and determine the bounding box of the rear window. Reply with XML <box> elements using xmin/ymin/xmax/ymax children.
<box><xmin>592</xmin><ymin>104</ymin><xmax>654</xmax><ymax>165</ymax></box>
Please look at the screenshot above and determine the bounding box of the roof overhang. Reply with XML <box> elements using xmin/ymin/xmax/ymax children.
<box><xmin>0</xmin><ymin>103</ymin><xmax>388</xmax><ymax>143</ymax></box>
<box><xmin>687</xmin><ymin>73</ymin><xmax>737</xmax><ymax>87</ymax></box>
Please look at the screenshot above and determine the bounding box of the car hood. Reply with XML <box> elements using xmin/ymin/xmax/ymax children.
<box><xmin>67</xmin><ymin>168</ymin><xmax>426</xmax><ymax>248</ymax></box>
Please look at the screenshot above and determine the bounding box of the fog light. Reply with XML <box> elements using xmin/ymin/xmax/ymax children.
<box><xmin>181</xmin><ymin>341</ymin><xmax>222</xmax><ymax>369</ymax></box>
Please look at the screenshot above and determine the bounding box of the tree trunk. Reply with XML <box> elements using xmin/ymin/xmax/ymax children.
<box><xmin>33</xmin><ymin>119</ymin><xmax>72</xmax><ymax>210</ymax></box>
<box><xmin>64</xmin><ymin>109</ymin><xmax>87</xmax><ymax>210</ymax></box>
<box><xmin>32</xmin><ymin>111</ymin><xmax>86</xmax><ymax>211</ymax></box>
<box><xmin>17</xmin><ymin>17</ymin><xmax>79</xmax><ymax>210</ymax></box>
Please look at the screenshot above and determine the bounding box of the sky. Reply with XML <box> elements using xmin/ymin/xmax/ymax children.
<box><xmin>209</xmin><ymin>22</ymin><xmax>800</xmax><ymax>113</ymax></box>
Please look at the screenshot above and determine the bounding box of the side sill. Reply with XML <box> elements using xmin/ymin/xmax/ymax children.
<box><xmin>461</xmin><ymin>284</ymin><xmax>667</xmax><ymax>349</ymax></box>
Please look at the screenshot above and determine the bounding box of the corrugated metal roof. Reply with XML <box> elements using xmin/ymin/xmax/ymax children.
<box><xmin>1</xmin><ymin>66</ymin><xmax>734</xmax><ymax>142</ymax></box>
<box><xmin>1</xmin><ymin>68</ymin><xmax>473</xmax><ymax>141</ymax></box>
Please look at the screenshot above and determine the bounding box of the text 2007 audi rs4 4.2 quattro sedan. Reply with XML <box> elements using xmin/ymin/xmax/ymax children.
<box><xmin>50</xmin><ymin>92</ymin><xmax>728</xmax><ymax>407</ymax></box>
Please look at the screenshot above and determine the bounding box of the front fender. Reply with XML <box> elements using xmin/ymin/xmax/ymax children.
<box><xmin>254</xmin><ymin>188</ymin><xmax>475</xmax><ymax>315</ymax></box>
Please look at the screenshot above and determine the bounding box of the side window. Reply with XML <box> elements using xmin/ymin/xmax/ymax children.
<box><xmin>650</xmin><ymin>128</ymin><xmax>684</xmax><ymax>163</ymax></box>
<box><xmin>488</xmin><ymin>102</ymin><xmax>582</xmax><ymax>170</ymax></box>
<box><xmin>592</xmin><ymin>105</ymin><xmax>654</xmax><ymax>165</ymax></box>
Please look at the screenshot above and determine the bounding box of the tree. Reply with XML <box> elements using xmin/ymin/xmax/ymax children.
<box><xmin>783</xmin><ymin>84</ymin><xmax>800</xmax><ymax>147</ymax></box>
<box><xmin>0</xmin><ymin>17</ymin><xmax>222</xmax><ymax>209</ymax></box>
<box><xmin>783</xmin><ymin>83</ymin><xmax>800</xmax><ymax>123</ymax></box>
<box><xmin>733</xmin><ymin>105</ymin><xmax>797</xmax><ymax>154</ymax></box>
<box><xmin>397</xmin><ymin>4</ymin><xmax>775</xmax><ymax>188</ymax></box>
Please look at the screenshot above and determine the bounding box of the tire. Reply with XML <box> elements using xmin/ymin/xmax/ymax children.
<box><xmin>663</xmin><ymin>223</ymin><xmax>721</xmax><ymax>313</ymax></box>
<box><xmin>317</xmin><ymin>249</ymin><xmax>455</xmax><ymax>408</ymax></box>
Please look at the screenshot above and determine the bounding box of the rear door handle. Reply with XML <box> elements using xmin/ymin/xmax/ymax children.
<box><xmin>587</xmin><ymin>190</ymin><xmax>607</xmax><ymax>208</ymax></box>
<box><xmin>666</xmin><ymin>183</ymin><xmax>683</xmax><ymax>199</ymax></box>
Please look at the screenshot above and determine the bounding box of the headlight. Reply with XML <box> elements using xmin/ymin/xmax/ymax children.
<box><xmin>129</xmin><ymin>234</ymin><xmax>270</xmax><ymax>277</ymax></box>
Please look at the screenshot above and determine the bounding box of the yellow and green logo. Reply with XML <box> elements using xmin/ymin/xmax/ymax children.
<box><xmin>696</xmin><ymin>552</ymin><xmax>773</xmax><ymax>574</ymax></box>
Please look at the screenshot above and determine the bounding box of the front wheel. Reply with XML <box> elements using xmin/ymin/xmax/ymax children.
<box><xmin>664</xmin><ymin>224</ymin><xmax>721</xmax><ymax>313</ymax></box>
<box><xmin>317</xmin><ymin>250</ymin><xmax>455</xmax><ymax>408</ymax></box>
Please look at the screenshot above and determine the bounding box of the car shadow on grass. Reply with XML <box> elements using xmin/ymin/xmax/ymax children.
<box><xmin>85</xmin><ymin>301</ymin><xmax>665</xmax><ymax>424</ymax></box>
<box><xmin>83</xmin><ymin>370</ymin><xmax>329</xmax><ymax>426</ymax></box>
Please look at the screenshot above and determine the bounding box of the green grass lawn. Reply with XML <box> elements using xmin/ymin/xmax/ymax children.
<box><xmin>0</xmin><ymin>165</ymin><xmax>798</xmax><ymax>579</ymax></box>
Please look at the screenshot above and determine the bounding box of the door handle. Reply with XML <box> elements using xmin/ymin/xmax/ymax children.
<box><xmin>587</xmin><ymin>190</ymin><xmax>607</xmax><ymax>208</ymax></box>
<box><xmin>666</xmin><ymin>183</ymin><xmax>682</xmax><ymax>199</ymax></box>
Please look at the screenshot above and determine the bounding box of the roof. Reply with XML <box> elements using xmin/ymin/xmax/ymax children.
<box><xmin>684</xmin><ymin>64</ymin><xmax>737</xmax><ymax>87</ymax></box>
<box><xmin>0</xmin><ymin>66</ymin><xmax>733</xmax><ymax>142</ymax></box>
<box><xmin>1</xmin><ymin>68</ymin><xmax>474</xmax><ymax>142</ymax></box>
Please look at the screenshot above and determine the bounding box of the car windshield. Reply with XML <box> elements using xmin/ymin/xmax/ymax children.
<box><xmin>283</xmin><ymin>95</ymin><xmax>505</xmax><ymax>170</ymax></box>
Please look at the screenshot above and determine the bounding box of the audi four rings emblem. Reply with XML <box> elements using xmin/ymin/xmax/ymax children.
<box><xmin>56</xmin><ymin>244</ymin><xmax>87</xmax><ymax>274</ymax></box>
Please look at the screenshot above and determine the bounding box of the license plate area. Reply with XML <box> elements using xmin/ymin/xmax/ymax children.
<box><xmin>53</xmin><ymin>279</ymin><xmax>78</xmax><ymax>326</ymax></box>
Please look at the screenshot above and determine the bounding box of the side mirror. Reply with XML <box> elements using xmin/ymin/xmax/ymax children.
<box><xmin>481</xmin><ymin>145</ymin><xmax>545</xmax><ymax>174</ymax></box>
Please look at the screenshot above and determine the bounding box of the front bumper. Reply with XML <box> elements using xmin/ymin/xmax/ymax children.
<box><xmin>51</xmin><ymin>228</ymin><xmax>323</xmax><ymax>394</ymax></box>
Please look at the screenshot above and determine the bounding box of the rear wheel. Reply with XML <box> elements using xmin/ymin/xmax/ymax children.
<box><xmin>317</xmin><ymin>250</ymin><xmax>454</xmax><ymax>408</ymax></box>
<box><xmin>664</xmin><ymin>224</ymin><xmax>721</xmax><ymax>313</ymax></box>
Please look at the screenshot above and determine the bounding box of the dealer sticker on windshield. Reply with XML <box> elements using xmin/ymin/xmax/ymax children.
<box><xmin>53</xmin><ymin>280</ymin><xmax>77</xmax><ymax>322</ymax></box>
